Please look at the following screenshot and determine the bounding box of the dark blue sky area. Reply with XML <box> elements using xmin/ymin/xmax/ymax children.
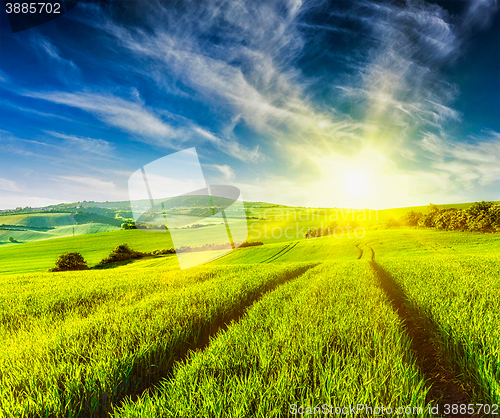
<box><xmin>0</xmin><ymin>0</ymin><xmax>499</xmax><ymax>209</ymax></box>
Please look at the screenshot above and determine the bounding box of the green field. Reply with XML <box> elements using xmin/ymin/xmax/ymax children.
<box><xmin>0</xmin><ymin>216</ymin><xmax>499</xmax><ymax>416</ymax></box>
<box><xmin>0</xmin><ymin>213</ymin><xmax>76</xmax><ymax>227</ymax></box>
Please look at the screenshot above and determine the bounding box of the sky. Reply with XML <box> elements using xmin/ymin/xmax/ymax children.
<box><xmin>0</xmin><ymin>0</ymin><xmax>499</xmax><ymax>210</ymax></box>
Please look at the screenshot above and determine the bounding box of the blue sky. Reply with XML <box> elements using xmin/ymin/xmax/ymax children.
<box><xmin>0</xmin><ymin>0</ymin><xmax>499</xmax><ymax>209</ymax></box>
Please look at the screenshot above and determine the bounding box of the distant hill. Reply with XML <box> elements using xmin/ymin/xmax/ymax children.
<box><xmin>1</xmin><ymin>198</ymin><xmax>498</xmax><ymax>245</ymax></box>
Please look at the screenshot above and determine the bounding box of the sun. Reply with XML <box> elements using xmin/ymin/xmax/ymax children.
<box><xmin>343</xmin><ymin>172</ymin><xmax>370</xmax><ymax>197</ymax></box>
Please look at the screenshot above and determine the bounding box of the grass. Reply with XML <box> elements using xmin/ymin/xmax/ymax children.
<box><xmin>0</xmin><ymin>222</ymin><xmax>498</xmax><ymax>416</ymax></box>
<box><xmin>0</xmin><ymin>229</ymin><xmax>176</xmax><ymax>274</ymax></box>
<box><xmin>0</xmin><ymin>212</ymin><xmax>75</xmax><ymax>227</ymax></box>
<box><xmin>376</xmin><ymin>254</ymin><xmax>500</xmax><ymax>403</ymax></box>
<box><xmin>0</xmin><ymin>223</ymin><xmax>120</xmax><ymax>247</ymax></box>
<box><xmin>112</xmin><ymin>261</ymin><xmax>431</xmax><ymax>417</ymax></box>
<box><xmin>0</xmin><ymin>262</ymin><xmax>314</xmax><ymax>417</ymax></box>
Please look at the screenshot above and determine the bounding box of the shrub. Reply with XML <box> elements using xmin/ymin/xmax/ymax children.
<box><xmin>98</xmin><ymin>244</ymin><xmax>148</xmax><ymax>266</ymax></box>
<box><xmin>448</xmin><ymin>209</ymin><xmax>468</xmax><ymax>231</ymax></box>
<box><xmin>401</xmin><ymin>211</ymin><xmax>423</xmax><ymax>226</ymax></box>
<box><xmin>239</xmin><ymin>241</ymin><xmax>264</xmax><ymax>247</ymax></box>
<box><xmin>385</xmin><ymin>218</ymin><xmax>400</xmax><ymax>229</ymax></box>
<box><xmin>152</xmin><ymin>248</ymin><xmax>176</xmax><ymax>255</ymax></box>
<box><xmin>488</xmin><ymin>204</ymin><xmax>500</xmax><ymax>231</ymax></box>
<box><xmin>121</xmin><ymin>221</ymin><xmax>137</xmax><ymax>230</ymax></box>
<box><xmin>407</xmin><ymin>201</ymin><xmax>499</xmax><ymax>232</ymax></box>
<box><xmin>434</xmin><ymin>209</ymin><xmax>456</xmax><ymax>230</ymax></box>
<box><xmin>49</xmin><ymin>252</ymin><xmax>88</xmax><ymax>272</ymax></box>
<box><xmin>418</xmin><ymin>212</ymin><xmax>436</xmax><ymax>228</ymax></box>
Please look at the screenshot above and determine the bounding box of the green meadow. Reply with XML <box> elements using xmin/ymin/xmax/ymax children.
<box><xmin>0</xmin><ymin>203</ymin><xmax>499</xmax><ymax>417</ymax></box>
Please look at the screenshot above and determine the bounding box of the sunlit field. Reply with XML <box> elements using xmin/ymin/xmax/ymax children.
<box><xmin>0</xmin><ymin>215</ymin><xmax>499</xmax><ymax>417</ymax></box>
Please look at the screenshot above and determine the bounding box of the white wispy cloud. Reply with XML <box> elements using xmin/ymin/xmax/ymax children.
<box><xmin>0</xmin><ymin>178</ymin><xmax>21</xmax><ymax>192</ymax></box>
<box><xmin>45</xmin><ymin>132</ymin><xmax>116</xmax><ymax>158</ymax></box>
<box><xmin>0</xmin><ymin>70</ymin><xmax>9</xmax><ymax>84</ymax></box>
<box><xmin>27</xmin><ymin>91</ymin><xmax>177</xmax><ymax>142</ymax></box>
<box><xmin>26</xmin><ymin>90</ymin><xmax>263</xmax><ymax>162</ymax></box>
<box><xmin>55</xmin><ymin>175</ymin><xmax>119</xmax><ymax>194</ymax></box>
<box><xmin>206</xmin><ymin>164</ymin><xmax>236</xmax><ymax>182</ymax></box>
<box><xmin>464</xmin><ymin>0</ymin><xmax>499</xmax><ymax>30</ymax></box>
<box><xmin>420</xmin><ymin>131</ymin><xmax>500</xmax><ymax>187</ymax></box>
<box><xmin>91</xmin><ymin>0</ymin><xmax>369</xmax><ymax>159</ymax></box>
<box><xmin>30</xmin><ymin>35</ymin><xmax>79</xmax><ymax>75</ymax></box>
<box><xmin>342</xmin><ymin>0</ymin><xmax>462</xmax><ymax>152</ymax></box>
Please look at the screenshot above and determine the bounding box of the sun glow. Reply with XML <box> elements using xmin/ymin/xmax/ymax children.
<box><xmin>343</xmin><ymin>171</ymin><xmax>371</xmax><ymax>197</ymax></box>
<box><xmin>312</xmin><ymin>147</ymin><xmax>413</xmax><ymax>209</ymax></box>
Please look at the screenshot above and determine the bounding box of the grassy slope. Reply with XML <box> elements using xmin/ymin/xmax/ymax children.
<box><xmin>114</xmin><ymin>261</ymin><xmax>430</xmax><ymax>418</ymax></box>
<box><xmin>0</xmin><ymin>221</ymin><xmax>257</xmax><ymax>274</ymax></box>
<box><xmin>366</xmin><ymin>229</ymin><xmax>500</xmax><ymax>403</ymax></box>
<box><xmin>0</xmin><ymin>223</ymin><xmax>120</xmax><ymax>246</ymax></box>
<box><xmin>0</xmin><ymin>230</ymin><xmax>175</xmax><ymax>274</ymax></box>
<box><xmin>0</xmin><ymin>263</ymin><xmax>315</xmax><ymax>417</ymax></box>
<box><xmin>0</xmin><ymin>223</ymin><xmax>499</xmax><ymax>415</ymax></box>
<box><xmin>0</xmin><ymin>213</ymin><xmax>75</xmax><ymax>227</ymax></box>
<box><xmin>1</xmin><ymin>199</ymin><xmax>496</xmax><ymax>247</ymax></box>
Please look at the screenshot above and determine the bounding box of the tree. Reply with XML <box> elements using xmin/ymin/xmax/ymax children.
<box><xmin>8</xmin><ymin>237</ymin><xmax>15</xmax><ymax>243</ymax></box>
<box><xmin>467</xmin><ymin>201</ymin><xmax>493</xmax><ymax>218</ymax></box>
<box><xmin>401</xmin><ymin>211</ymin><xmax>423</xmax><ymax>226</ymax></box>
<box><xmin>49</xmin><ymin>252</ymin><xmax>88</xmax><ymax>272</ymax></box>
<box><xmin>121</xmin><ymin>221</ymin><xmax>137</xmax><ymax>230</ymax></box>
<box><xmin>385</xmin><ymin>218</ymin><xmax>400</xmax><ymax>228</ymax></box>
<box><xmin>97</xmin><ymin>243</ymin><xmax>146</xmax><ymax>266</ymax></box>
<box><xmin>449</xmin><ymin>209</ymin><xmax>468</xmax><ymax>231</ymax></box>
<box><xmin>488</xmin><ymin>204</ymin><xmax>500</xmax><ymax>231</ymax></box>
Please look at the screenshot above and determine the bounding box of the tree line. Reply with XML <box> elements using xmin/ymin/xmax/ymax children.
<box><xmin>401</xmin><ymin>201</ymin><xmax>500</xmax><ymax>232</ymax></box>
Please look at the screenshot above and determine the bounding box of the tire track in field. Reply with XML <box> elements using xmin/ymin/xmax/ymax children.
<box><xmin>259</xmin><ymin>241</ymin><xmax>294</xmax><ymax>263</ymax></box>
<box><xmin>354</xmin><ymin>243</ymin><xmax>363</xmax><ymax>259</ymax></box>
<box><xmin>110</xmin><ymin>263</ymin><xmax>317</xmax><ymax>415</ymax></box>
<box><xmin>263</xmin><ymin>241</ymin><xmax>299</xmax><ymax>263</ymax></box>
<box><xmin>365</xmin><ymin>243</ymin><xmax>474</xmax><ymax>417</ymax></box>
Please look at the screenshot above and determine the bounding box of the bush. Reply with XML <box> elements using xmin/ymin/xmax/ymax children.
<box><xmin>407</xmin><ymin>201</ymin><xmax>499</xmax><ymax>232</ymax></box>
<box><xmin>488</xmin><ymin>204</ymin><xmax>500</xmax><ymax>231</ymax></box>
<box><xmin>152</xmin><ymin>248</ymin><xmax>176</xmax><ymax>255</ymax></box>
<box><xmin>418</xmin><ymin>212</ymin><xmax>436</xmax><ymax>228</ymax></box>
<box><xmin>121</xmin><ymin>221</ymin><xmax>137</xmax><ymax>230</ymax></box>
<box><xmin>401</xmin><ymin>211</ymin><xmax>422</xmax><ymax>226</ymax></box>
<box><xmin>385</xmin><ymin>218</ymin><xmax>400</xmax><ymax>229</ymax></box>
<box><xmin>49</xmin><ymin>252</ymin><xmax>88</xmax><ymax>272</ymax></box>
<box><xmin>98</xmin><ymin>244</ymin><xmax>149</xmax><ymax>266</ymax></box>
<box><xmin>239</xmin><ymin>241</ymin><xmax>264</xmax><ymax>247</ymax></box>
<box><xmin>448</xmin><ymin>209</ymin><xmax>468</xmax><ymax>231</ymax></box>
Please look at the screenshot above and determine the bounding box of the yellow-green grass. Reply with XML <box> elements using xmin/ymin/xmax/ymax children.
<box><xmin>357</xmin><ymin>228</ymin><xmax>500</xmax><ymax>259</ymax></box>
<box><xmin>356</xmin><ymin>228</ymin><xmax>500</xmax><ymax>402</ymax></box>
<box><xmin>0</xmin><ymin>223</ymin><xmax>120</xmax><ymax>246</ymax></box>
<box><xmin>0</xmin><ymin>213</ymin><xmax>75</xmax><ymax>227</ymax></box>
<box><xmin>113</xmin><ymin>261</ymin><xmax>431</xmax><ymax>418</ymax></box>
<box><xmin>213</xmin><ymin>235</ymin><xmax>361</xmax><ymax>265</ymax></box>
<box><xmin>114</xmin><ymin>234</ymin><xmax>361</xmax><ymax>271</ymax></box>
<box><xmin>0</xmin><ymin>262</ymin><xmax>315</xmax><ymax>417</ymax></box>
<box><xmin>246</xmin><ymin>201</ymin><xmax>500</xmax><ymax>232</ymax></box>
<box><xmin>376</xmin><ymin>254</ymin><xmax>500</xmax><ymax>403</ymax></box>
<box><xmin>0</xmin><ymin>229</ymin><xmax>174</xmax><ymax>274</ymax></box>
<box><xmin>0</xmin><ymin>216</ymin><xmax>345</xmax><ymax>274</ymax></box>
<box><xmin>1</xmin><ymin>225</ymin><xmax>499</xmax><ymax>417</ymax></box>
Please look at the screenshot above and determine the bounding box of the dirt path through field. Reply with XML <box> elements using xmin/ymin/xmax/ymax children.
<box><xmin>365</xmin><ymin>243</ymin><xmax>475</xmax><ymax>418</ymax></box>
<box><xmin>112</xmin><ymin>263</ymin><xmax>317</xmax><ymax>414</ymax></box>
